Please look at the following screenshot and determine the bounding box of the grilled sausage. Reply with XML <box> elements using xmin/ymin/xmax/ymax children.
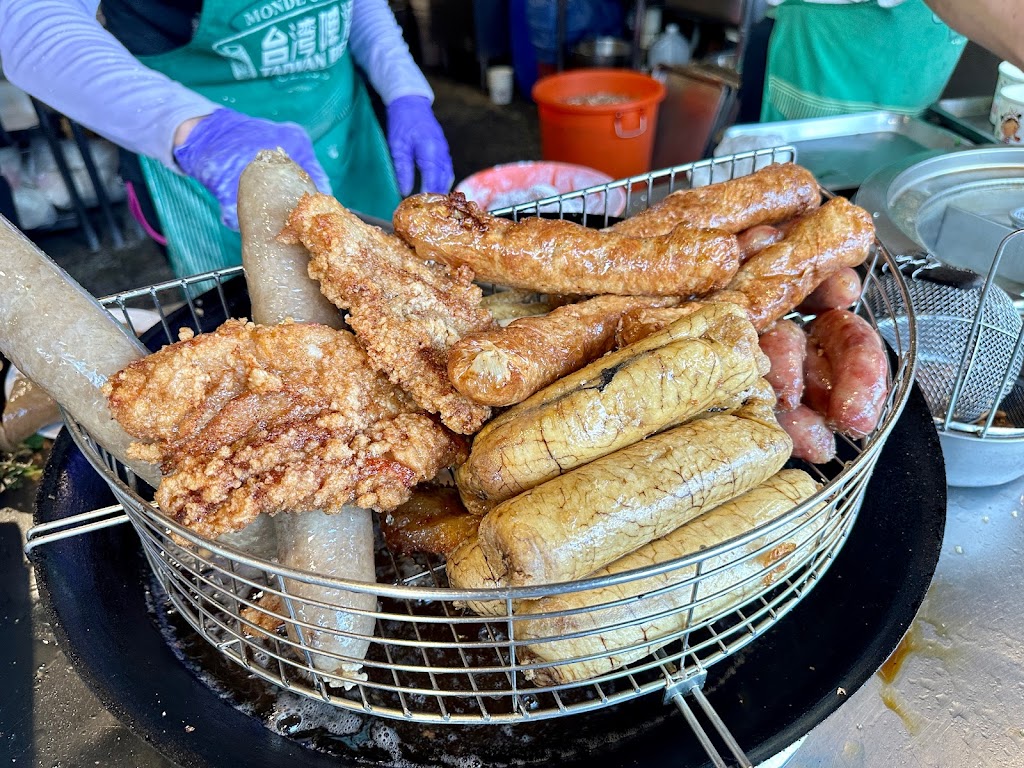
<box><xmin>777</xmin><ymin>405</ymin><xmax>836</xmax><ymax>464</ymax></box>
<box><xmin>607</xmin><ymin>163</ymin><xmax>821</xmax><ymax>238</ymax></box>
<box><xmin>710</xmin><ymin>196</ymin><xmax>875</xmax><ymax>330</ymax></box>
<box><xmin>448</xmin><ymin>295</ymin><xmax>677</xmax><ymax>407</ymax></box>
<box><xmin>803</xmin><ymin>335</ymin><xmax>833</xmax><ymax>417</ymax></box>
<box><xmin>457</xmin><ymin>303</ymin><xmax>769</xmax><ymax>510</ymax></box>
<box><xmin>514</xmin><ymin>469</ymin><xmax>822</xmax><ymax>684</ymax></box>
<box><xmin>797</xmin><ymin>267</ymin><xmax>863</xmax><ymax>314</ymax></box>
<box><xmin>810</xmin><ymin>309</ymin><xmax>889</xmax><ymax>439</ymax></box>
<box><xmin>392</xmin><ymin>192</ymin><xmax>741</xmax><ymax>297</ymax></box>
<box><xmin>476</xmin><ymin>381</ymin><xmax>793</xmax><ymax>587</ymax></box>
<box><xmin>759</xmin><ymin>319</ymin><xmax>807</xmax><ymax>412</ymax></box>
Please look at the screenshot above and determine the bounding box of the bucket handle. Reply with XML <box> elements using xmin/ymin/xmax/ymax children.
<box><xmin>614</xmin><ymin>110</ymin><xmax>648</xmax><ymax>140</ymax></box>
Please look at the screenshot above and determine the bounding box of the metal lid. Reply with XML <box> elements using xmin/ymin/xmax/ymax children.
<box><xmin>856</xmin><ymin>147</ymin><xmax>1024</xmax><ymax>296</ymax></box>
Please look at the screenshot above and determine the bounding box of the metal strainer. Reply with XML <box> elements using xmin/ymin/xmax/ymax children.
<box><xmin>867</xmin><ymin>252</ymin><xmax>1024</xmax><ymax>425</ymax></box>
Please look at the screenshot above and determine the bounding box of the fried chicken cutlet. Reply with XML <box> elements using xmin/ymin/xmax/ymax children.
<box><xmin>281</xmin><ymin>193</ymin><xmax>495</xmax><ymax>435</ymax></box>
<box><xmin>104</xmin><ymin>319</ymin><xmax>466</xmax><ymax>539</ymax></box>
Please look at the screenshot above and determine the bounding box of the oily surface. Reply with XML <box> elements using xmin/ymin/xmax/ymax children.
<box><xmin>392</xmin><ymin>192</ymin><xmax>741</xmax><ymax>296</ymax></box>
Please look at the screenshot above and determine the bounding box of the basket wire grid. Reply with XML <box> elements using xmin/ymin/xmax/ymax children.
<box><xmin>27</xmin><ymin>148</ymin><xmax>917</xmax><ymax>756</ymax></box>
<box><xmin>862</xmin><ymin>229</ymin><xmax>1024</xmax><ymax>487</ymax></box>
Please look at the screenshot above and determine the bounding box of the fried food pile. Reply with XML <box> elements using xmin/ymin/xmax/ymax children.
<box><xmin>104</xmin><ymin>160</ymin><xmax>892</xmax><ymax>686</ymax></box>
<box><xmin>105</xmin><ymin>320</ymin><xmax>465</xmax><ymax>539</ymax></box>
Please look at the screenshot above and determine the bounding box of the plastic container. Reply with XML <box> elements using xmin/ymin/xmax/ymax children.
<box><xmin>454</xmin><ymin>160</ymin><xmax>627</xmax><ymax>215</ymax></box>
<box><xmin>647</xmin><ymin>23</ymin><xmax>691</xmax><ymax>69</ymax></box>
<box><xmin>531</xmin><ymin>68</ymin><xmax>666</xmax><ymax>179</ymax></box>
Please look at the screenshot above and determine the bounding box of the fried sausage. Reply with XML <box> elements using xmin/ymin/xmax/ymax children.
<box><xmin>809</xmin><ymin>309</ymin><xmax>889</xmax><ymax>439</ymax></box>
<box><xmin>457</xmin><ymin>303</ymin><xmax>769</xmax><ymax>510</ymax></box>
<box><xmin>381</xmin><ymin>486</ymin><xmax>480</xmax><ymax>557</ymax></box>
<box><xmin>738</xmin><ymin>225</ymin><xmax>785</xmax><ymax>263</ymax></box>
<box><xmin>448</xmin><ymin>295</ymin><xmax>678</xmax><ymax>407</ymax></box>
<box><xmin>759</xmin><ymin>319</ymin><xmax>807</xmax><ymax>412</ymax></box>
<box><xmin>514</xmin><ymin>469</ymin><xmax>822</xmax><ymax>684</ymax></box>
<box><xmin>798</xmin><ymin>267</ymin><xmax>862</xmax><ymax>314</ymax></box>
<box><xmin>710</xmin><ymin>196</ymin><xmax>875</xmax><ymax>331</ymax></box>
<box><xmin>614</xmin><ymin>304</ymin><xmax>705</xmax><ymax>348</ymax></box>
<box><xmin>392</xmin><ymin>192</ymin><xmax>741</xmax><ymax>297</ymax></box>
<box><xmin>607</xmin><ymin>163</ymin><xmax>821</xmax><ymax>238</ymax></box>
<box><xmin>777</xmin><ymin>405</ymin><xmax>836</xmax><ymax>464</ymax></box>
<box><xmin>476</xmin><ymin>381</ymin><xmax>793</xmax><ymax>586</ymax></box>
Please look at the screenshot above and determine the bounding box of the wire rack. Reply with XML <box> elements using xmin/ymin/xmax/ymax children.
<box><xmin>28</xmin><ymin>149</ymin><xmax>918</xmax><ymax>752</ymax></box>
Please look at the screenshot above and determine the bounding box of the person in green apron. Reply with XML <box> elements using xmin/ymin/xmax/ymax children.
<box><xmin>0</xmin><ymin>0</ymin><xmax>454</xmax><ymax>278</ymax></box>
<box><xmin>760</xmin><ymin>0</ymin><xmax>967</xmax><ymax>122</ymax></box>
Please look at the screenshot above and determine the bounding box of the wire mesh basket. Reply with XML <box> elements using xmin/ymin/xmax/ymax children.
<box><xmin>862</xmin><ymin>233</ymin><xmax>1024</xmax><ymax>487</ymax></box>
<box><xmin>38</xmin><ymin>148</ymin><xmax>917</xmax><ymax>734</ymax></box>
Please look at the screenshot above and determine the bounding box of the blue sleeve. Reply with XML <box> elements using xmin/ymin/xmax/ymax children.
<box><xmin>0</xmin><ymin>0</ymin><xmax>218</xmax><ymax>169</ymax></box>
<box><xmin>348</xmin><ymin>0</ymin><xmax>434</xmax><ymax>105</ymax></box>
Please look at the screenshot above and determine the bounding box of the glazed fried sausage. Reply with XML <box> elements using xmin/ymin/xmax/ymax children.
<box><xmin>759</xmin><ymin>319</ymin><xmax>807</xmax><ymax>412</ymax></box>
<box><xmin>392</xmin><ymin>192</ymin><xmax>741</xmax><ymax>297</ymax></box>
<box><xmin>711</xmin><ymin>197</ymin><xmax>875</xmax><ymax>330</ymax></box>
<box><xmin>777</xmin><ymin>405</ymin><xmax>836</xmax><ymax>464</ymax></box>
<box><xmin>798</xmin><ymin>267</ymin><xmax>863</xmax><ymax>314</ymax></box>
<box><xmin>608</xmin><ymin>163</ymin><xmax>821</xmax><ymax>238</ymax></box>
<box><xmin>448</xmin><ymin>295</ymin><xmax>677</xmax><ymax>407</ymax></box>
<box><xmin>809</xmin><ymin>310</ymin><xmax>889</xmax><ymax>439</ymax></box>
<box><xmin>738</xmin><ymin>225</ymin><xmax>785</xmax><ymax>263</ymax></box>
<box><xmin>381</xmin><ymin>486</ymin><xmax>480</xmax><ymax>557</ymax></box>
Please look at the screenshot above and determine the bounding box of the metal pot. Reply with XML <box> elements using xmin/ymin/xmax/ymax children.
<box><xmin>570</xmin><ymin>37</ymin><xmax>632</xmax><ymax>69</ymax></box>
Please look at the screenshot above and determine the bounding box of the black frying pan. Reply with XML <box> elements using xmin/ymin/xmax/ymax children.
<box><xmin>30</xmin><ymin>276</ymin><xmax>946</xmax><ymax>767</ymax></box>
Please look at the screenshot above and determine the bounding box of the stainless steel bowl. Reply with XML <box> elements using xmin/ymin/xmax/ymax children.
<box><xmin>570</xmin><ymin>37</ymin><xmax>633</xmax><ymax>69</ymax></box>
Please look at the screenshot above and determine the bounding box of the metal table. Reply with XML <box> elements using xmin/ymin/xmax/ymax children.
<box><xmin>2</xmin><ymin>466</ymin><xmax>1022</xmax><ymax>766</ymax></box>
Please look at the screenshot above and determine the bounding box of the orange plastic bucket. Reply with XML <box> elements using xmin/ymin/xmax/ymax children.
<box><xmin>532</xmin><ymin>68</ymin><xmax>666</xmax><ymax>180</ymax></box>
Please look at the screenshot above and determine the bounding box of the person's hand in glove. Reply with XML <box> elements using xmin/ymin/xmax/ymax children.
<box><xmin>386</xmin><ymin>95</ymin><xmax>455</xmax><ymax>196</ymax></box>
<box><xmin>172</xmin><ymin>109</ymin><xmax>332</xmax><ymax>230</ymax></box>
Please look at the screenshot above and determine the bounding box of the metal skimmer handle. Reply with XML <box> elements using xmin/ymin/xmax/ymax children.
<box><xmin>24</xmin><ymin>504</ymin><xmax>129</xmax><ymax>555</ymax></box>
<box><xmin>662</xmin><ymin>660</ymin><xmax>753</xmax><ymax>767</ymax></box>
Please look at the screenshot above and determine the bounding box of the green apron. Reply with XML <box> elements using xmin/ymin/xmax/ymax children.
<box><xmin>761</xmin><ymin>0</ymin><xmax>966</xmax><ymax>122</ymax></box>
<box><xmin>138</xmin><ymin>0</ymin><xmax>400</xmax><ymax>277</ymax></box>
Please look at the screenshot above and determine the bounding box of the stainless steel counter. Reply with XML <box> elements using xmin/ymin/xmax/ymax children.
<box><xmin>2</xmin><ymin>472</ymin><xmax>1023</xmax><ymax>767</ymax></box>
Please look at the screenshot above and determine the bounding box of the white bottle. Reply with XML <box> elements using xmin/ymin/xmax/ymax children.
<box><xmin>647</xmin><ymin>23</ymin><xmax>691</xmax><ymax>70</ymax></box>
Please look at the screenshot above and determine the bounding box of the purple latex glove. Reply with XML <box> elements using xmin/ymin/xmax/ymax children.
<box><xmin>172</xmin><ymin>109</ymin><xmax>332</xmax><ymax>230</ymax></box>
<box><xmin>386</xmin><ymin>95</ymin><xmax>455</xmax><ymax>196</ymax></box>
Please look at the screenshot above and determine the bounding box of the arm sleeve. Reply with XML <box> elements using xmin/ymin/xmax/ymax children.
<box><xmin>349</xmin><ymin>0</ymin><xmax>434</xmax><ymax>105</ymax></box>
<box><xmin>0</xmin><ymin>0</ymin><xmax>218</xmax><ymax>168</ymax></box>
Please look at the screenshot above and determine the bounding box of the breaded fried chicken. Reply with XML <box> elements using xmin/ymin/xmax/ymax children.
<box><xmin>280</xmin><ymin>193</ymin><xmax>495</xmax><ymax>435</ymax></box>
<box><xmin>104</xmin><ymin>319</ymin><xmax>466</xmax><ymax>539</ymax></box>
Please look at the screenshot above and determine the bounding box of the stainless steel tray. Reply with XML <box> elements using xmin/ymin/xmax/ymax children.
<box><xmin>721</xmin><ymin>111</ymin><xmax>973</xmax><ymax>191</ymax></box>
<box><xmin>928</xmin><ymin>96</ymin><xmax>997</xmax><ymax>146</ymax></box>
<box><xmin>855</xmin><ymin>145</ymin><xmax>1024</xmax><ymax>297</ymax></box>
